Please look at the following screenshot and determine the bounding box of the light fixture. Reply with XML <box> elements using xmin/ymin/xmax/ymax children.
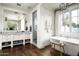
<box><xmin>17</xmin><ymin>3</ymin><xmax>21</xmax><ymax>7</ymax></box>
<box><xmin>5</xmin><ymin>17</ymin><xmax>7</xmax><ymax>21</ymax></box>
<box><xmin>59</xmin><ymin>3</ymin><xmax>69</xmax><ymax>10</ymax></box>
<box><xmin>14</xmin><ymin>11</ymin><xmax>18</xmax><ymax>14</ymax></box>
<box><xmin>28</xmin><ymin>7</ymin><xmax>32</xmax><ymax>9</ymax></box>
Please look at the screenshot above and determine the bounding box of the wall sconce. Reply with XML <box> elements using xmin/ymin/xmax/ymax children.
<box><xmin>45</xmin><ymin>20</ymin><xmax>48</xmax><ymax>32</ymax></box>
<box><xmin>5</xmin><ymin>17</ymin><xmax>7</xmax><ymax>21</ymax></box>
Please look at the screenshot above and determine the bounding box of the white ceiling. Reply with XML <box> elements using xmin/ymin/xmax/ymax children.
<box><xmin>0</xmin><ymin>3</ymin><xmax>60</xmax><ymax>13</ymax></box>
<box><xmin>42</xmin><ymin>3</ymin><xmax>60</xmax><ymax>10</ymax></box>
<box><xmin>0</xmin><ymin>3</ymin><xmax>38</xmax><ymax>12</ymax></box>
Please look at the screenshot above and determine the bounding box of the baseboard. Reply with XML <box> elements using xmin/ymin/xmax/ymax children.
<box><xmin>36</xmin><ymin>43</ymin><xmax>50</xmax><ymax>49</ymax></box>
<box><xmin>64</xmin><ymin>53</ymin><xmax>70</xmax><ymax>56</ymax></box>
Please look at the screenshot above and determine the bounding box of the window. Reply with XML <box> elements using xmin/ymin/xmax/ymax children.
<box><xmin>57</xmin><ymin>8</ymin><xmax>79</xmax><ymax>38</ymax></box>
<box><xmin>71</xmin><ymin>10</ymin><xmax>78</xmax><ymax>33</ymax></box>
<box><xmin>60</xmin><ymin>12</ymin><xmax>70</xmax><ymax>35</ymax></box>
<box><xmin>71</xmin><ymin>9</ymin><xmax>79</xmax><ymax>33</ymax></box>
<box><xmin>63</xmin><ymin>12</ymin><xmax>70</xmax><ymax>33</ymax></box>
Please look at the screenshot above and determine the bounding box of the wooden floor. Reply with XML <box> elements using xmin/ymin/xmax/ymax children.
<box><xmin>0</xmin><ymin>43</ymin><xmax>66</xmax><ymax>56</ymax></box>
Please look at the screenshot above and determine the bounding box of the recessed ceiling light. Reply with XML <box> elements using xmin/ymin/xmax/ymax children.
<box><xmin>23</xmin><ymin>13</ymin><xmax>26</xmax><ymax>15</ymax></box>
<box><xmin>28</xmin><ymin>7</ymin><xmax>32</xmax><ymax>9</ymax></box>
<box><xmin>14</xmin><ymin>11</ymin><xmax>18</xmax><ymax>14</ymax></box>
<box><xmin>17</xmin><ymin>3</ymin><xmax>21</xmax><ymax>7</ymax></box>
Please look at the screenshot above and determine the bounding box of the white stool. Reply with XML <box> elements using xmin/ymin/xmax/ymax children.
<box><xmin>50</xmin><ymin>39</ymin><xmax>65</xmax><ymax>56</ymax></box>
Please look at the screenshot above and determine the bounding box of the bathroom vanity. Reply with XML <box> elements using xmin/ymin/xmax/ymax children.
<box><xmin>0</xmin><ymin>31</ymin><xmax>32</xmax><ymax>50</ymax></box>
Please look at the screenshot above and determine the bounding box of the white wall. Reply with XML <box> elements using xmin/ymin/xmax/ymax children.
<box><xmin>25</xmin><ymin>13</ymin><xmax>32</xmax><ymax>32</ymax></box>
<box><xmin>0</xmin><ymin>6</ymin><xmax>4</xmax><ymax>49</ymax></box>
<box><xmin>28</xmin><ymin>4</ymin><xmax>54</xmax><ymax>48</ymax></box>
<box><xmin>37</xmin><ymin>6</ymin><xmax>54</xmax><ymax>48</ymax></box>
<box><xmin>0</xmin><ymin>6</ymin><xmax>4</xmax><ymax>32</ymax></box>
<box><xmin>20</xmin><ymin>15</ymin><xmax>25</xmax><ymax>31</ymax></box>
<box><xmin>26</xmin><ymin>4</ymin><xmax>41</xmax><ymax>45</ymax></box>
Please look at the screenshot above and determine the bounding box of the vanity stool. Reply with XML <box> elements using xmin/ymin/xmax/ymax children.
<box><xmin>50</xmin><ymin>39</ymin><xmax>65</xmax><ymax>56</ymax></box>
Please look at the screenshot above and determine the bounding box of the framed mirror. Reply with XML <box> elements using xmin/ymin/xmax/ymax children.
<box><xmin>3</xmin><ymin>9</ymin><xmax>26</xmax><ymax>32</ymax></box>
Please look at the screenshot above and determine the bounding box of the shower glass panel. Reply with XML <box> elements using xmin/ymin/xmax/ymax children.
<box><xmin>32</xmin><ymin>11</ymin><xmax>37</xmax><ymax>44</ymax></box>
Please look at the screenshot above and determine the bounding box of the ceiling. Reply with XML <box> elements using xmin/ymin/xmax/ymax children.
<box><xmin>0</xmin><ymin>3</ymin><xmax>60</xmax><ymax>13</ymax></box>
<box><xmin>0</xmin><ymin>3</ymin><xmax>38</xmax><ymax>13</ymax></box>
<box><xmin>42</xmin><ymin>3</ymin><xmax>60</xmax><ymax>10</ymax></box>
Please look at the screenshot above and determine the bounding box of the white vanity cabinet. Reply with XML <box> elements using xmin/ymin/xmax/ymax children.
<box><xmin>13</xmin><ymin>34</ymin><xmax>26</xmax><ymax>45</ymax></box>
<box><xmin>13</xmin><ymin>34</ymin><xmax>24</xmax><ymax>41</ymax></box>
<box><xmin>0</xmin><ymin>33</ymin><xmax>31</xmax><ymax>50</ymax></box>
<box><xmin>25</xmin><ymin>34</ymin><xmax>30</xmax><ymax>39</ymax></box>
<box><xmin>1</xmin><ymin>34</ymin><xmax>13</xmax><ymax>48</ymax></box>
<box><xmin>2</xmin><ymin>34</ymin><xmax>13</xmax><ymax>42</ymax></box>
<box><xmin>30</xmin><ymin>34</ymin><xmax>32</xmax><ymax>40</ymax></box>
<box><xmin>12</xmin><ymin>33</ymin><xmax>31</xmax><ymax>46</ymax></box>
<box><xmin>0</xmin><ymin>34</ymin><xmax>2</xmax><ymax>49</ymax></box>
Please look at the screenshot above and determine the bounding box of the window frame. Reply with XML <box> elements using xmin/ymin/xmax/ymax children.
<box><xmin>57</xmin><ymin>5</ymin><xmax>79</xmax><ymax>38</ymax></box>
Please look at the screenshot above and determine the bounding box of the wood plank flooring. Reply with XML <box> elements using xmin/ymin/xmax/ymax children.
<box><xmin>0</xmin><ymin>43</ymin><xmax>66</xmax><ymax>56</ymax></box>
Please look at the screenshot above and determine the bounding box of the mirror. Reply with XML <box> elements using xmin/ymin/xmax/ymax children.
<box><xmin>5</xmin><ymin>19</ymin><xmax>21</xmax><ymax>31</ymax></box>
<box><xmin>4</xmin><ymin>9</ymin><xmax>26</xmax><ymax>31</ymax></box>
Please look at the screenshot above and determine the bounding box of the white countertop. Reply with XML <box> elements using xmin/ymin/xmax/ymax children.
<box><xmin>0</xmin><ymin>31</ymin><xmax>32</xmax><ymax>35</ymax></box>
<box><xmin>50</xmin><ymin>36</ymin><xmax>79</xmax><ymax>45</ymax></box>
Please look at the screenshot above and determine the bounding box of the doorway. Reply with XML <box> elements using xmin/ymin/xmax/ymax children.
<box><xmin>32</xmin><ymin>10</ymin><xmax>37</xmax><ymax>44</ymax></box>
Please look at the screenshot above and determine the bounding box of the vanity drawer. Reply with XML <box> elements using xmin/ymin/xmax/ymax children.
<box><xmin>0</xmin><ymin>35</ymin><xmax>2</xmax><ymax>42</ymax></box>
<box><xmin>19</xmin><ymin>34</ymin><xmax>25</xmax><ymax>39</ymax></box>
<box><xmin>25</xmin><ymin>35</ymin><xmax>30</xmax><ymax>39</ymax></box>
<box><xmin>2</xmin><ymin>35</ymin><xmax>12</xmax><ymax>42</ymax></box>
<box><xmin>13</xmin><ymin>35</ymin><xmax>25</xmax><ymax>40</ymax></box>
